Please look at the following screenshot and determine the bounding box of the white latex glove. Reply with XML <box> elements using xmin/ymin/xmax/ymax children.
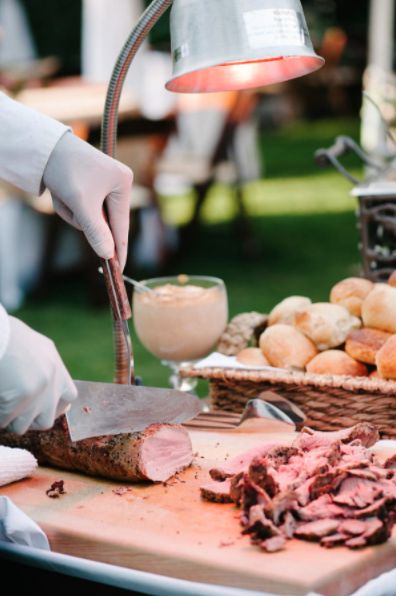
<box><xmin>43</xmin><ymin>131</ymin><xmax>133</xmax><ymax>270</ymax></box>
<box><xmin>0</xmin><ymin>316</ymin><xmax>77</xmax><ymax>435</ymax></box>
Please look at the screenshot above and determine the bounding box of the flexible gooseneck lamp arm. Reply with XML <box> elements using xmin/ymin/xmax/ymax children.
<box><xmin>100</xmin><ymin>0</ymin><xmax>173</xmax><ymax>385</ymax></box>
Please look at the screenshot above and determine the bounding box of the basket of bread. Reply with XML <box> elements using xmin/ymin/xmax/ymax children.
<box><xmin>182</xmin><ymin>274</ymin><xmax>396</xmax><ymax>439</ymax></box>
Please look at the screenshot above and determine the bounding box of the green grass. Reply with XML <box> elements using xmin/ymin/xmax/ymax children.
<box><xmin>16</xmin><ymin>117</ymin><xmax>364</xmax><ymax>390</ymax></box>
<box><xmin>161</xmin><ymin>117</ymin><xmax>362</xmax><ymax>226</ymax></box>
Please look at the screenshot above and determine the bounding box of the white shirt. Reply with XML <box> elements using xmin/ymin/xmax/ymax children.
<box><xmin>0</xmin><ymin>304</ymin><xmax>9</xmax><ymax>359</ymax></box>
<box><xmin>0</xmin><ymin>92</ymin><xmax>69</xmax><ymax>195</ymax></box>
<box><xmin>0</xmin><ymin>91</ymin><xmax>69</xmax><ymax>350</ymax></box>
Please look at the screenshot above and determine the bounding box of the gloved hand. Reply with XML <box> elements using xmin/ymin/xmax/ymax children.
<box><xmin>0</xmin><ymin>317</ymin><xmax>77</xmax><ymax>435</ymax></box>
<box><xmin>43</xmin><ymin>131</ymin><xmax>133</xmax><ymax>270</ymax></box>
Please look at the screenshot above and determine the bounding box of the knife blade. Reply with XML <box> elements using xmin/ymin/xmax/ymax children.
<box><xmin>66</xmin><ymin>380</ymin><xmax>203</xmax><ymax>442</ymax></box>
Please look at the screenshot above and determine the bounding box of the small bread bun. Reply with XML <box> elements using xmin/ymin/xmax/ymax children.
<box><xmin>361</xmin><ymin>284</ymin><xmax>396</xmax><ymax>333</ymax></box>
<box><xmin>268</xmin><ymin>296</ymin><xmax>312</xmax><ymax>326</ymax></box>
<box><xmin>236</xmin><ymin>347</ymin><xmax>269</xmax><ymax>367</ymax></box>
<box><xmin>330</xmin><ymin>277</ymin><xmax>373</xmax><ymax>317</ymax></box>
<box><xmin>388</xmin><ymin>271</ymin><xmax>396</xmax><ymax>288</ymax></box>
<box><xmin>259</xmin><ymin>324</ymin><xmax>317</xmax><ymax>369</ymax></box>
<box><xmin>294</xmin><ymin>302</ymin><xmax>361</xmax><ymax>351</ymax></box>
<box><xmin>306</xmin><ymin>350</ymin><xmax>368</xmax><ymax>377</ymax></box>
<box><xmin>345</xmin><ymin>327</ymin><xmax>392</xmax><ymax>364</ymax></box>
<box><xmin>376</xmin><ymin>335</ymin><xmax>396</xmax><ymax>379</ymax></box>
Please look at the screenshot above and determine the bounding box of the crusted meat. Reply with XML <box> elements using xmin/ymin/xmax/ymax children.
<box><xmin>0</xmin><ymin>417</ymin><xmax>193</xmax><ymax>483</ymax></box>
<box><xmin>200</xmin><ymin>423</ymin><xmax>396</xmax><ymax>553</ymax></box>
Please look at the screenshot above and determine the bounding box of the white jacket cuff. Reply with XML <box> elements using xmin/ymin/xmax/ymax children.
<box><xmin>0</xmin><ymin>92</ymin><xmax>70</xmax><ymax>196</ymax></box>
<box><xmin>0</xmin><ymin>305</ymin><xmax>10</xmax><ymax>361</ymax></box>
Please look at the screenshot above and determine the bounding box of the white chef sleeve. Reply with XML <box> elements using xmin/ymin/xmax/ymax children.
<box><xmin>0</xmin><ymin>92</ymin><xmax>70</xmax><ymax>196</ymax></box>
<box><xmin>0</xmin><ymin>304</ymin><xmax>10</xmax><ymax>360</ymax></box>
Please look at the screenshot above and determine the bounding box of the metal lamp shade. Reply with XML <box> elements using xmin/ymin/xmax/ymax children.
<box><xmin>166</xmin><ymin>0</ymin><xmax>324</xmax><ymax>93</ymax></box>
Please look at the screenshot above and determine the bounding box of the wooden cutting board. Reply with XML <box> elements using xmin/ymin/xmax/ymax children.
<box><xmin>1</xmin><ymin>427</ymin><xmax>395</xmax><ymax>596</ymax></box>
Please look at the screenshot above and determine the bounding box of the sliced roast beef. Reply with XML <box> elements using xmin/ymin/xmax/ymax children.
<box><xmin>294</xmin><ymin>519</ymin><xmax>340</xmax><ymax>540</ymax></box>
<box><xmin>209</xmin><ymin>442</ymin><xmax>282</xmax><ymax>481</ymax></box>
<box><xmin>260</xmin><ymin>535</ymin><xmax>287</xmax><ymax>552</ymax></box>
<box><xmin>320</xmin><ymin>533</ymin><xmax>349</xmax><ymax>548</ymax></box>
<box><xmin>248</xmin><ymin>457</ymin><xmax>279</xmax><ymax>497</ymax></box>
<box><xmin>200</xmin><ymin>423</ymin><xmax>395</xmax><ymax>554</ymax></box>
<box><xmin>296</xmin><ymin>494</ymin><xmax>349</xmax><ymax>522</ymax></box>
<box><xmin>293</xmin><ymin>423</ymin><xmax>379</xmax><ymax>450</ymax></box>
<box><xmin>333</xmin><ymin>476</ymin><xmax>383</xmax><ymax>508</ymax></box>
<box><xmin>200</xmin><ymin>479</ymin><xmax>232</xmax><ymax>503</ymax></box>
<box><xmin>338</xmin><ymin>519</ymin><xmax>368</xmax><ymax>536</ymax></box>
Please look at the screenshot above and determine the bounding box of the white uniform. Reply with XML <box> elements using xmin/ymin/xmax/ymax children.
<box><xmin>0</xmin><ymin>304</ymin><xmax>9</xmax><ymax>359</ymax></box>
<box><xmin>0</xmin><ymin>92</ymin><xmax>69</xmax><ymax>341</ymax></box>
<box><xmin>0</xmin><ymin>92</ymin><xmax>68</xmax><ymax>195</ymax></box>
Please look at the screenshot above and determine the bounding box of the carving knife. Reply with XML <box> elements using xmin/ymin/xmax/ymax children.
<box><xmin>65</xmin><ymin>380</ymin><xmax>203</xmax><ymax>442</ymax></box>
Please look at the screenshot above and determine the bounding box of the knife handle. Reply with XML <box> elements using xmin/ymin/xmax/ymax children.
<box><xmin>101</xmin><ymin>256</ymin><xmax>131</xmax><ymax>321</ymax></box>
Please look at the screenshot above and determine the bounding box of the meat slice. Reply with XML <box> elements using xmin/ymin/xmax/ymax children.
<box><xmin>309</xmin><ymin>470</ymin><xmax>347</xmax><ymax>500</ymax></box>
<box><xmin>0</xmin><ymin>417</ymin><xmax>193</xmax><ymax>482</ymax></box>
<box><xmin>269</xmin><ymin>491</ymin><xmax>299</xmax><ymax>524</ymax></box>
<box><xmin>280</xmin><ymin>510</ymin><xmax>297</xmax><ymax>538</ymax></box>
<box><xmin>346</xmin><ymin>468</ymin><xmax>378</xmax><ymax>482</ymax></box>
<box><xmin>242</xmin><ymin>505</ymin><xmax>281</xmax><ymax>542</ymax></box>
<box><xmin>209</xmin><ymin>442</ymin><xmax>282</xmax><ymax>481</ymax></box>
<box><xmin>321</xmin><ymin>533</ymin><xmax>348</xmax><ymax>548</ymax></box>
<box><xmin>354</xmin><ymin>498</ymin><xmax>387</xmax><ymax>518</ymax></box>
<box><xmin>333</xmin><ymin>476</ymin><xmax>382</xmax><ymax>508</ymax></box>
<box><xmin>263</xmin><ymin>445</ymin><xmax>299</xmax><ymax>469</ymax></box>
<box><xmin>200</xmin><ymin>479</ymin><xmax>232</xmax><ymax>503</ymax></box>
<box><xmin>260</xmin><ymin>535</ymin><xmax>287</xmax><ymax>552</ymax></box>
<box><xmin>385</xmin><ymin>454</ymin><xmax>396</xmax><ymax>469</ymax></box>
<box><xmin>248</xmin><ymin>457</ymin><xmax>279</xmax><ymax>497</ymax></box>
<box><xmin>295</xmin><ymin>494</ymin><xmax>349</xmax><ymax>522</ymax></box>
<box><xmin>293</xmin><ymin>423</ymin><xmax>379</xmax><ymax>450</ymax></box>
<box><xmin>294</xmin><ymin>519</ymin><xmax>340</xmax><ymax>540</ymax></box>
<box><xmin>338</xmin><ymin>519</ymin><xmax>367</xmax><ymax>536</ymax></box>
<box><xmin>344</xmin><ymin>536</ymin><xmax>367</xmax><ymax>548</ymax></box>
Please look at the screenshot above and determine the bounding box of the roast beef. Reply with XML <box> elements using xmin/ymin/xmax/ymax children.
<box><xmin>201</xmin><ymin>423</ymin><xmax>396</xmax><ymax>552</ymax></box>
<box><xmin>0</xmin><ymin>417</ymin><xmax>193</xmax><ymax>482</ymax></box>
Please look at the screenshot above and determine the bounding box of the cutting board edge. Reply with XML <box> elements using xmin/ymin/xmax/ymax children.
<box><xmin>40</xmin><ymin>519</ymin><xmax>396</xmax><ymax>596</ymax></box>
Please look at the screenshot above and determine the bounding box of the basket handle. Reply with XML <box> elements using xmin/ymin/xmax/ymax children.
<box><xmin>314</xmin><ymin>135</ymin><xmax>382</xmax><ymax>184</ymax></box>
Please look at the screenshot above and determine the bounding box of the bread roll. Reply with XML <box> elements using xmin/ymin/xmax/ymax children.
<box><xmin>388</xmin><ymin>271</ymin><xmax>396</xmax><ymax>288</ymax></box>
<box><xmin>259</xmin><ymin>324</ymin><xmax>317</xmax><ymax>369</ymax></box>
<box><xmin>345</xmin><ymin>327</ymin><xmax>392</xmax><ymax>364</ymax></box>
<box><xmin>306</xmin><ymin>350</ymin><xmax>368</xmax><ymax>377</ymax></box>
<box><xmin>294</xmin><ymin>302</ymin><xmax>361</xmax><ymax>351</ymax></box>
<box><xmin>361</xmin><ymin>284</ymin><xmax>396</xmax><ymax>333</ymax></box>
<box><xmin>236</xmin><ymin>348</ymin><xmax>269</xmax><ymax>366</ymax></box>
<box><xmin>376</xmin><ymin>335</ymin><xmax>396</xmax><ymax>379</ymax></box>
<box><xmin>268</xmin><ymin>296</ymin><xmax>311</xmax><ymax>326</ymax></box>
<box><xmin>330</xmin><ymin>277</ymin><xmax>373</xmax><ymax>317</ymax></box>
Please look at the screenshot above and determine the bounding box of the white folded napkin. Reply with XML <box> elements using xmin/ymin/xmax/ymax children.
<box><xmin>0</xmin><ymin>446</ymin><xmax>37</xmax><ymax>487</ymax></box>
<box><xmin>0</xmin><ymin>496</ymin><xmax>49</xmax><ymax>549</ymax></box>
<box><xmin>194</xmin><ymin>351</ymin><xmax>271</xmax><ymax>370</ymax></box>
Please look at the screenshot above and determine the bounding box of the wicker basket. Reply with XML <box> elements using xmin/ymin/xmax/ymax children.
<box><xmin>181</xmin><ymin>365</ymin><xmax>396</xmax><ymax>440</ymax></box>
